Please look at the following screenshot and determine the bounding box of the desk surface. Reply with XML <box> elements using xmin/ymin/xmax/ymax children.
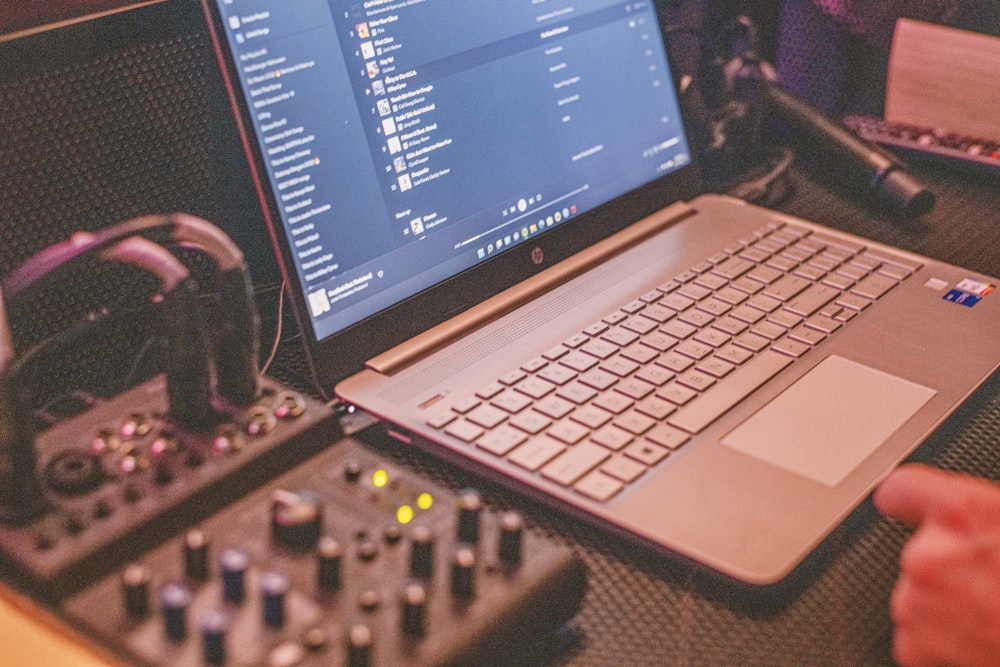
<box><xmin>3</xmin><ymin>161</ymin><xmax>1000</xmax><ymax>666</ymax></box>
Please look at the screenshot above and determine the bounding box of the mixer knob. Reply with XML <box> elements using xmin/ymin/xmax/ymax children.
<box><xmin>159</xmin><ymin>582</ymin><xmax>192</xmax><ymax>641</ymax></box>
<box><xmin>456</xmin><ymin>488</ymin><xmax>482</xmax><ymax>544</ymax></box>
<box><xmin>498</xmin><ymin>511</ymin><xmax>524</xmax><ymax>565</ymax></box>
<box><xmin>400</xmin><ymin>582</ymin><xmax>427</xmax><ymax>636</ymax></box>
<box><xmin>316</xmin><ymin>536</ymin><xmax>343</xmax><ymax>590</ymax></box>
<box><xmin>347</xmin><ymin>624</ymin><xmax>373</xmax><ymax>667</ymax></box>
<box><xmin>219</xmin><ymin>548</ymin><xmax>250</xmax><ymax>604</ymax></box>
<box><xmin>121</xmin><ymin>563</ymin><xmax>151</xmax><ymax>619</ymax></box>
<box><xmin>200</xmin><ymin>608</ymin><xmax>229</xmax><ymax>666</ymax></box>
<box><xmin>183</xmin><ymin>529</ymin><xmax>210</xmax><ymax>581</ymax></box>
<box><xmin>408</xmin><ymin>525</ymin><xmax>434</xmax><ymax>579</ymax></box>
<box><xmin>260</xmin><ymin>570</ymin><xmax>290</xmax><ymax>628</ymax></box>
<box><xmin>450</xmin><ymin>546</ymin><xmax>477</xmax><ymax>599</ymax></box>
<box><xmin>271</xmin><ymin>489</ymin><xmax>322</xmax><ymax>550</ymax></box>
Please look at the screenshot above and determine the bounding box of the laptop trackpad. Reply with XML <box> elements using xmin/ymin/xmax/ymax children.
<box><xmin>721</xmin><ymin>355</ymin><xmax>936</xmax><ymax>487</ymax></box>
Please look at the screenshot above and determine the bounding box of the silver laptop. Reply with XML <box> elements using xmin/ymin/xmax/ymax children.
<box><xmin>203</xmin><ymin>0</ymin><xmax>1000</xmax><ymax>584</ymax></box>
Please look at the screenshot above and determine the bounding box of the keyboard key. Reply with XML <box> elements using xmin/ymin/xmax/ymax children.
<box><xmin>570</xmin><ymin>404</ymin><xmax>613</xmax><ymax>429</ymax></box>
<box><xmin>715</xmin><ymin>344</ymin><xmax>753</xmax><ymax>366</ymax></box>
<box><xmin>852</xmin><ymin>274</ymin><xmax>898</xmax><ymax>299</ymax></box>
<box><xmin>534</xmin><ymin>395</ymin><xmax>576</xmax><ymax>419</ymax></box>
<box><xmin>764</xmin><ymin>275</ymin><xmax>811</xmax><ymax>301</ymax></box>
<box><xmin>768</xmin><ymin>310</ymin><xmax>802</xmax><ymax>329</ymax></box>
<box><xmin>747</xmin><ymin>294</ymin><xmax>782</xmax><ymax>312</ymax></box>
<box><xmin>561</xmin><ymin>351</ymin><xmax>600</xmax><ymax>372</ymax></box>
<box><xmin>804</xmin><ymin>315</ymin><xmax>841</xmax><ymax>334</ymax></box>
<box><xmin>751</xmin><ymin>321</ymin><xmax>787</xmax><ymax>340</ymax></box>
<box><xmin>477</xmin><ymin>425</ymin><xmax>528</xmax><ymax>456</ymax></box>
<box><xmin>656</xmin><ymin>381</ymin><xmax>698</xmax><ymax>406</ymax></box>
<box><xmin>715</xmin><ymin>287</ymin><xmax>749</xmax><ymax>305</ymax></box>
<box><xmin>543</xmin><ymin>344</ymin><xmax>570</xmax><ymax>361</ymax></box>
<box><xmin>678</xmin><ymin>308</ymin><xmax>715</xmax><ymax>328</ymax></box>
<box><xmin>668</xmin><ymin>351</ymin><xmax>793</xmax><ymax>433</ymax></box>
<box><xmin>452</xmin><ymin>396</ymin><xmax>482</xmax><ymax>414</ymax></box>
<box><xmin>645</xmin><ymin>424</ymin><xmax>691</xmax><ymax>450</ymax></box>
<box><xmin>541</xmin><ymin>442</ymin><xmax>611</xmax><ymax>485</ymax></box>
<box><xmin>601</xmin><ymin>327</ymin><xmax>640</xmax><ymax>347</ymax></box>
<box><xmin>466</xmin><ymin>404</ymin><xmax>508</xmax><ymax>429</ymax></box>
<box><xmin>492</xmin><ymin>390</ymin><xmax>532</xmax><ymax>414</ymax></box>
<box><xmin>601</xmin><ymin>455</ymin><xmax>647</xmax><ymax>483</ymax></box>
<box><xmin>578</xmin><ymin>369</ymin><xmax>618</xmax><ymax>391</ymax></box>
<box><xmin>537</xmin><ymin>364</ymin><xmax>577</xmax><ymax>386</ymax></box>
<box><xmin>508</xmin><ymin>437</ymin><xmax>565</xmax><ymax>471</ymax></box>
<box><xmin>499</xmin><ymin>369</ymin><xmax>527</xmax><ymax>386</ymax></box>
<box><xmin>509</xmin><ymin>411</ymin><xmax>552</xmax><ymax>434</ymax></box>
<box><xmin>593</xmin><ymin>392</ymin><xmax>633</xmax><ymax>415</ymax></box>
<box><xmin>574</xmin><ymin>470</ymin><xmax>624</xmax><ymax>501</ymax></box>
<box><xmin>734</xmin><ymin>332</ymin><xmax>771</xmax><ymax>352</ymax></box>
<box><xmin>581</xmin><ymin>339</ymin><xmax>620</xmax><ymax>359</ymax></box>
<box><xmin>547</xmin><ymin>420</ymin><xmax>590</xmax><ymax>445</ymax></box>
<box><xmin>785</xmin><ymin>283</ymin><xmax>841</xmax><ymax>317</ymax></box>
<box><xmin>615</xmin><ymin>377</ymin><xmax>656</xmax><ymax>400</ymax></box>
<box><xmin>634</xmin><ymin>365</ymin><xmax>674</xmax><ymax>387</ymax></box>
<box><xmin>635</xmin><ymin>396</ymin><xmax>677</xmax><ymax>420</ymax></box>
<box><xmin>601</xmin><ymin>356</ymin><xmax>640</xmax><ymax>377</ymax></box>
<box><xmin>639</xmin><ymin>304</ymin><xmax>674</xmax><ymax>323</ymax></box>
<box><xmin>621</xmin><ymin>342</ymin><xmax>659</xmax><ymax>364</ymax></box>
<box><xmin>661</xmin><ymin>319</ymin><xmax>697</xmax><ymax>339</ymax></box>
<box><xmin>623</xmin><ymin>440</ymin><xmax>671</xmax><ymax>466</ymax></box>
<box><xmin>445</xmin><ymin>420</ymin><xmax>485</xmax><ymax>443</ymax></box>
<box><xmin>602</xmin><ymin>311</ymin><xmax>628</xmax><ymax>325</ymax></box>
<box><xmin>557</xmin><ymin>381</ymin><xmax>599</xmax><ymax>405</ymax></box>
<box><xmin>521</xmin><ymin>357</ymin><xmax>548</xmax><ymax>373</ymax></box>
<box><xmin>676</xmin><ymin>340</ymin><xmax>714</xmax><ymax>360</ymax></box>
<box><xmin>731</xmin><ymin>305</ymin><xmax>766</xmax><ymax>324</ymax></box>
<box><xmin>613</xmin><ymin>410</ymin><xmax>656</xmax><ymax>435</ymax></box>
<box><xmin>712</xmin><ymin>256</ymin><xmax>755</xmax><ymax>280</ymax></box>
<box><xmin>697</xmin><ymin>357</ymin><xmax>735</xmax><ymax>378</ymax></box>
<box><xmin>591</xmin><ymin>425</ymin><xmax>634</xmax><ymax>451</ymax></box>
<box><xmin>836</xmin><ymin>293</ymin><xmax>872</xmax><ymax>311</ymax></box>
<box><xmin>621</xmin><ymin>316</ymin><xmax>658</xmax><ymax>335</ymax></box>
<box><xmin>772</xmin><ymin>338</ymin><xmax>811</xmax><ymax>358</ymax></box>
<box><xmin>712</xmin><ymin>316</ymin><xmax>749</xmax><ymax>336</ymax></box>
<box><xmin>476</xmin><ymin>382</ymin><xmax>505</xmax><ymax>400</ymax></box>
<box><xmin>514</xmin><ymin>376</ymin><xmax>556</xmax><ymax>399</ymax></box>
<box><xmin>656</xmin><ymin>351</ymin><xmax>695</xmax><ymax>373</ymax></box>
<box><xmin>427</xmin><ymin>411</ymin><xmax>457</xmax><ymax>429</ymax></box>
<box><xmin>789</xmin><ymin>325</ymin><xmax>826</xmax><ymax>346</ymax></box>
<box><xmin>676</xmin><ymin>369</ymin><xmax>716</xmax><ymax>392</ymax></box>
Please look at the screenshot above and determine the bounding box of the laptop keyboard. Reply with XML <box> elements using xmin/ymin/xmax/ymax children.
<box><xmin>426</xmin><ymin>221</ymin><xmax>920</xmax><ymax>502</ymax></box>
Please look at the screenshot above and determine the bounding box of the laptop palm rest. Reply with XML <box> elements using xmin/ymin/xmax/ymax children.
<box><xmin>721</xmin><ymin>355</ymin><xmax>936</xmax><ymax>487</ymax></box>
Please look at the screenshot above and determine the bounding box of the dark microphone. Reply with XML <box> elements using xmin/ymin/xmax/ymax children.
<box><xmin>761</xmin><ymin>79</ymin><xmax>935</xmax><ymax>218</ymax></box>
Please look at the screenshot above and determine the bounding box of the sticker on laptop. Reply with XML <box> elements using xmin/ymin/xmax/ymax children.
<box><xmin>943</xmin><ymin>279</ymin><xmax>995</xmax><ymax>308</ymax></box>
<box><xmin>956</xmin><ymin>278</ymin><xmax>995</xmax><ymax>297</ymax></box>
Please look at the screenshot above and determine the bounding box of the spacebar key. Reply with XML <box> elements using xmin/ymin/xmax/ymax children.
<box><xmin>668</xmin><ymin>351</ymin><xmax>794</xmax><ymax>433</ymax></box>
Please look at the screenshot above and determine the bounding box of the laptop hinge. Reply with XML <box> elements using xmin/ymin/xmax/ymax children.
<box><xmin>367</xmin><ymin>200</ymin><xmax>697</xmax><ymax>375</ymax></box>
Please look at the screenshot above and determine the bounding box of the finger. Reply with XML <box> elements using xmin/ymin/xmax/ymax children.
<box><xmin>873</xmin><ymin>464</ymin><xmax>997</xmax><ymax>527</ymax></box>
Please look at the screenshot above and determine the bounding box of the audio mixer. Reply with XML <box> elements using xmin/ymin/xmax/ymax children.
<box><xmin>60</xmin><ymin>433</ymin><xmax>587</xmax><ymax>666</ymax></box>
<box><xmin>0</xmin><ymin>375</ymin><xmax>338</xmax><ymax>600</ymax></box>
<box><xmin>0</xmin><ymin>373</ymin><xmax>585</xmax><ymax>666</ymax></box>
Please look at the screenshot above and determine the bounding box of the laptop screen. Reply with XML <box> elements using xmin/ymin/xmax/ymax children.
<box><xmin>204</xmin><ymin>0</ymin><xmax>698</xmax><ymax>386</ymax></box>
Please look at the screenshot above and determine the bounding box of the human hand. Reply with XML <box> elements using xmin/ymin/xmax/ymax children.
<box><xmin>873</xmin><ymin>463</ymin><xmax>1000</xmax><ymax>666</ymax></box>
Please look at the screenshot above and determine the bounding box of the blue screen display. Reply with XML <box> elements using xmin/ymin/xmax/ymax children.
<box><xmin>214</xmin><ymin>0</ymin><xmax>691</xmax><ymax>341</ymax></box>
